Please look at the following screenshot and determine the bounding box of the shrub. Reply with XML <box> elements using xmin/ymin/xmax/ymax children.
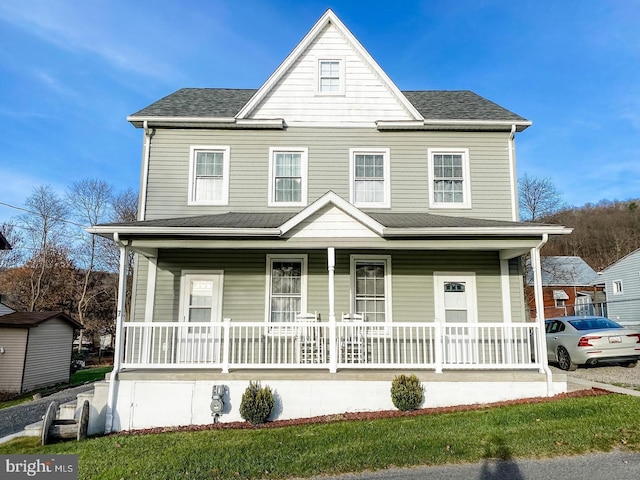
<box><xmin>239</xmin><ymin>381</ymin><xmax>275</xmax><ymax>424</ymax></box>
<box><xmin>390</xmin><ymin>374</ymin><xmax>424</xmax><ymax>411</ymax></box>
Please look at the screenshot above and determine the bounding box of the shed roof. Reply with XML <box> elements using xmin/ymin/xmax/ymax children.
<box><xmin>0</xmin><ymin>232</ymin><xmax>10</xmax><ymax>250</ymax></box>
<box><xmin>0</xmin><ymin>312</ymin><xmax>83</xmax><ymax>329</ymax></box>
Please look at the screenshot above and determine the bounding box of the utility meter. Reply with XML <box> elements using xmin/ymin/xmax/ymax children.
<box><xmin>210</xmin><ymin>385</ymin><xmax>225</xmax><ymax>416</ymax></box>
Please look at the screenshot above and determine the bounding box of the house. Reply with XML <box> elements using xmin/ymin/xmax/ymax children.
<box><xmin>0</xmin><ymin>234</ymin><xmax>14</xmax><ymax>316</ymax></box>
<box><xmin>89</xmin><ymin>9</ymin><xmax>571</xmax><ymax>433</ymax></box>
<box><xmin>0</xmin><ymin>232</ymin><xmax>9</xmax><ymax>251</ymax></box>
<box><xmin>0</xmin><ymin>312</ymin><xmax>83</xmax><ymax>393</ymax></box>
<box><xmin>524</xmin><ymin>256</ymin><xmax>604</xmax><ymax>319</ymax></box>
<box><xmin>0</xmin><ymin>299</ymin><xmax>15</xmax><ymax>317</ymax></box>
<box><xmin>598</xmin><ymin>248</ymin><xmax>640</xmax><ymax>326</ymax></box>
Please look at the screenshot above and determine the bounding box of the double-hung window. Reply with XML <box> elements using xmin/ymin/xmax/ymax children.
<box><xmin>612</xmin><ymin>280</ymin><xmax>624</xmax><ymax>295</ymax></box>
<box><xmin>349</xmin><ymin>148</ymin><xmax>390</xmax><ymax>208</ymax></box>
<box><xmin>317</xmin><ymin>59</ymin><xmax>344</xmax><ymax>95</ymax></box>
<box><xmin>351</xmin><ymin>256</ymin><xmax>391</xmax><ymax>322</ymax></box>
<box><xmin>267</xmin><ymin>255</ymin><xmax>307</xmax><ymax>323</ymax></box>
<box><xmin>268</xmin><ymin>147</ymin><xmax>307</xmax><ymax>206</ymax></box>
<box><xmin>428</xmin><ymin>148</ymin><xmax>471</xmax><ymax>209</ymax></box>
<box><xmin>188</xmin><ymin>146</ymin><xmax>230</xmax><ymax>205</ymax></box>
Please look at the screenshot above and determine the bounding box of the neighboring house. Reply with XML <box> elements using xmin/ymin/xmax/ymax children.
<box><xmin>524</xmin><ymin>256</ymin><xmax>604</xmax><ymax>319</ymax></box>
<box><xmin>0</xmin><ymin>299</ymin><xmax>15</xmax><ymax>317</ymax></box>
<box><xmin>0</xmin><ymin>232</ymin><xmax>9</xmax><ymax>250</ymax></box>
<box><xmin>598</xmin><ymin>248</ymin><xmax>640</xmax><ymax>326</ymax></box>
<box><xmin>0</xmin><ymin>312</ymin><xmax>83</xmax><ymax>393</ymax></box>
<box><xmin>89</xmin><ymin>9</ymin><xmax>571</xmax><ymax>433</ymax></box>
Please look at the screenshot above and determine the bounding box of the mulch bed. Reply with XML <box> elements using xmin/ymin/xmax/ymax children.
<box><xmin>119</xmin><ymin>387</ymin><xmax>611</xmax><ymax>437</ymax></box>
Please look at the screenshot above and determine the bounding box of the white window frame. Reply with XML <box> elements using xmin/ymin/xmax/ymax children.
<box><xmin>427</xmin><ymin>148</ymin><xmax>471</xmax><ymax>209</ymax></box>
<box><xmin>349</xmin><ymin>148</ymin><xmax>391</xmax><ymax>208</ymax></box>
<box><xmin>188</xmin><ymin>145</ymin><xmax>230</xmax><ymax>206</ymax></box>
<box><xmin>178</xmin><ymin>270</ymin><xmax>224</xmax><ymax>323</ymax></box>
<box><xmin>349</xmin><ymin>255</ymin><xmax>392</xmax><ymax>323</ymax></box>
<box><xmin>265</xmin><ymin>254</ymin><xmax>308</xmax><ymax>324</ymax></box>
<box><xmin>316</xmin><ymin>58</ymin><xmax>345</xmax><ymax>95</ymax></box>
<box><xmin>612</xmin><ymin>280</ymin><xmax>624</xmax><ymax>295</ymax></box>
<box><xmin>268</xmin><ymin>147</ymin><xmax>308</xmax><ymax>207</ymax></box>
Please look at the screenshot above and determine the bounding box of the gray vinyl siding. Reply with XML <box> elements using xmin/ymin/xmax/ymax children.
<box><xmin>0</xmin><ymin>328</ymin><xmax>28</xmax><ymax>392</ymax></box>
<box><xmin>136</xmin><ymin>249</ymin><xmax>523</xmax><ymax>324</ymax></box>
<box><xmin>600</xmin><ymin>249</ymin><xmax>640</xmax><ymax>325</ymax></box>
<box><xmin>143</xmin><ymin>128</ymin><xmax>514</xmax><ymax>220</ymax></box>
<box><xmin>22</xmin><ymin>319</ymin><xmax>73</xmax><ymax>392</ymax></box>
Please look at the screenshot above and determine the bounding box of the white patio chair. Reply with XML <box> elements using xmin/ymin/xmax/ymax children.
<box><xmin>295</xmin><ymin>312</ymin><xmax>324</xmax><ymax>364</ymax></box>
<box><xmin>341</xmin><ymin>312</ymin><xmax>365</xmax><ymax>363</ymax></box>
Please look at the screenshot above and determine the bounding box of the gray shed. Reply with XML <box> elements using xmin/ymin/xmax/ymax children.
<box><xmin>0</xmin><ymin>312</ymin><xmax>83</xmax><ymax>393</ymax></box>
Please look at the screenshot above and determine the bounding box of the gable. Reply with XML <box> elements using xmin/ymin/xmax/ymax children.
<box><xmin>284</xmin><ymin>205</ymin><xmax>381</xmax><ymax>238</ymax></box>
<box><xmin>239</xmin><ymin>10</ymin><xmax>422</xmax><ymax>127</ymax></box>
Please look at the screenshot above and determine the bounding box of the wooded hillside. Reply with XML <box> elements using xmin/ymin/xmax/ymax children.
<box><xmin>541</xmin><ymin>200</ymin><xmax>640</xmax><ymax>271</ymax></box>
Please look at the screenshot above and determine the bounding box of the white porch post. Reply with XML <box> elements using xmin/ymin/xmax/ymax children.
<box><xmin>105</xmin><ymin>242</ymin><xmax>129</xmax><ymax>433</ymax></box>
<box><xmin>500</xmin><ymin>259</ymin><xmax>514</xmax><ymax>364</ymax></box>
<box><xmin>328</xmin><ymin>247</ymin><xmax>337</xmax><ymax>373</ymax></box>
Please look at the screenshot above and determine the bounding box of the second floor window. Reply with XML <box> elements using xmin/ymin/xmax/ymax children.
<box><xmin>428</xmin><ymin>148</ymin><xmax>471</xmax><ymax>209</ymax></box>
<box><xmin>350</xmin><ymin>148</ymin><xmax>390</xmax><ymax>208</ymax></box>
<box><xmin>188</xmin><ymin>146</ymin><xmax>230</xmax><ymax>205</ymax></box>
<box><xmin>269</xmin><ymin>147</ymin><xmax>308</xmax><ymax>206</ymax></box>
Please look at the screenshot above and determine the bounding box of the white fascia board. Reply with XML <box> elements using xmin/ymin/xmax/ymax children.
<box><xmin>87</xmin><ymin>226</ymin><xmax>282</xmax><ymax>238</ymax></box>
<box><xmin>236</xmin><ymin>9</ymin><xmax>423</xmax><ymax>121</ymax></box>
<box><xmin>382</xmin><ymin>226</ymin><xmax>573</xmax><ymax>237</ymax></box>
<box><xmin>279</xmin><ymin>191</ymin><xmax>385</xmax><ymax>236</ymax></box>
<box><xmin>127</xmin><ymin>116</ymin><xmax>284</xmax><ymax>129</ymax></box>
<box><xmin>377</xmin><ymin>119</ymin><xmax>532</xmax><ymax>132</ymax></box>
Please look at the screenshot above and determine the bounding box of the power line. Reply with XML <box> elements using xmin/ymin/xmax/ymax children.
<box><xmin>0</xmin><ymin>201</ymin><xmax>88</xmax><ymax>228</ymax></box>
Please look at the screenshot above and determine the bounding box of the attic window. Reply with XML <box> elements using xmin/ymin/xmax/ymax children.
<box><xmin>317</xmin><ymin>59</ymin><xmax>344</xmax><ymax>95</ymax></box>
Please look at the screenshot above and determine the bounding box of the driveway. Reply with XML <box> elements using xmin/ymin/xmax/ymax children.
<box><xmin>0</xmin><ymin>384</ymin><xmax>94</xmax><ymax>438</ymax></box>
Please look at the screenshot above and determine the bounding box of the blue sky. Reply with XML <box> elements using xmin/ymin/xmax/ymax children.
<box><xmin>1</xmin><ymin>0</ymin><xmax>639</xmax><ymax>225</ymax></box>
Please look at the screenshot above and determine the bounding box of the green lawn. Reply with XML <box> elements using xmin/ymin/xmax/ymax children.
<box><xmin>1</xmin><ymin>393</ymin><xmax>639</xmax><ymax>479</ymax></box>
<box><xmin>0</xmin><ymin>366</ymin><xmax>112</xmax><ymax>410</ymax></box>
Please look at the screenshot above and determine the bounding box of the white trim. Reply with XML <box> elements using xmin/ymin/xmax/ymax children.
<box><xmin>178</xmin><ymin>270</ymin><xmax>224</xmax><ymax>323</ymax></box>
<box><xmin>508</xmin><ymin>125</ymin><xmax>518</xmax><ymax>221</ymax></box>
<box><xmin>268</xmin><ymin>147</ymin><xmax>308</xmax><ymax>207</ymax></box>
<box><xmin>428</xmin><ymin>148</ymin><xmax>471</xmax><ymax>209</ymax></box>
<box><xmin>349</xmin><ymin>148</ymin><xmax>391</xmax><ymax>208</ymax></box>
<box><xmin>279</xmin><ymin>191</ymin><xmax>385</xmax><ymax>236</ymax></box>
<box><xmin>315</xmin><ymin>57</ymin><xmax>345</xmax><ymax>96</ymax></box>
<box><xmin>187</xmin><ymin>145</ymin><xmax>230</xmax><ymax>206</ymax></box>
<box><xmin>377</xmin><ymin>119</ymin><xmax>531</xmax><ymax>131</ymax></box>
<box><xmin>144</xmin><ymin>257</ymin><xmax>157</xmax><ymax>323</ymax></box>
<box><xmin>265</xmin><ymin>254</ymin><xmax>308</xmax><ymax>323</ymax></box>
<box><xmin>236</xmin><ymin>9</ymin><xmax>423</xmax><ymax>121</ymax></box>
<box><xmin>612</xmin><ymin>280</ymin><xmax>624</xmax><ymax>295</ymax></box>
<box><xmin>349</xmin><ymin>255</ymin><xmax>393</xmax><ymax>322</ymax></box>
<box><xmin>500</xmin><ymin>259</ymin><xmax>512</xmax><ymax>324</ymax></box>
<box><xmin>433</xmin><ymin>272</ymin><xmax>478</xmax><ymax>324</ymax></box>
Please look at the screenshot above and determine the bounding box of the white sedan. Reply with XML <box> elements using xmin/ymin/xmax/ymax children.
<box><xmin>546</xmin><ymin>316</ymin><xmax>640</xmax><ymax>371</ymax></box>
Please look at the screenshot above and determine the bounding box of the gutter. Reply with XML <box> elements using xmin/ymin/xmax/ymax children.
<box><xmin>376</xmin><ymin>119</ymin><xmax>532</xmax><ymax>132</ymax></box>
<box><xmin>508</xmin><ymin>124</ymin><xmax>518</xmax><ymax>221</ymax></box>
<box><xmin>530</xmin><ymin>234</ymin><xmax>554</xmax><ymax>396</ymax></box>
<box><xmin>127</xmin><ymin>116</ymin><xmax>285</xmax><ymax>129</ymax></box>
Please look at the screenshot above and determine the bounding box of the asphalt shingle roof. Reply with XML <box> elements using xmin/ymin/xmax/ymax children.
<box><xmin>101</xmin><ymin>211</ymin><xmax>533</xmax><ymax>230</ymax></box>
<box><xmin>525</xmin><ymin>256</ymin><xmax>598</xmax><ymax>287</ymax></box>
<box><xmin>130</xmin><ymin>88</ymin><xmax>528</xmax><ymax>123</ymax></box>
<box><xmin>0</xmin><ymin>312</ymin><xmax>83</xmax><ymax>329</ymax></box>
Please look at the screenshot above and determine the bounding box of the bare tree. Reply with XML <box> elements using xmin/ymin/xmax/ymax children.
<box><xmin>67</xmin><ymin>179</ymin><xmax>114</xmax><ymax>348</ymax></box>
<box><xmin>19</xmin><ymin>185</ymin><xmax>69</xmax><ymax>311</ymax></box>
<box><xmin>518</xmin><ymin>174</ymin><xmax>565</xmax><ymax>221</ymax></box>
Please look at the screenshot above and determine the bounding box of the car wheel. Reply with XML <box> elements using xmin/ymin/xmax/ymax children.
<box><xmin>557</xmin><ymin>347</ymin><xmax>577</xmax><ymax>371</ymax></box>
<box><xmin>624</xmin><ymin>361</ymin><xmax>637</xmax><ymax>368</ymax></box>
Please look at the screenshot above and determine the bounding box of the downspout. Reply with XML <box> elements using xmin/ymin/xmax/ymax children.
<box><xmin>530</xmin><ymin>234</ymin><xmax>553</xmax><ymax>395</ymax></box>
<box><xmin>138</xmin><ymin>121</ymin><xmax>154</xmax><ymax>221</ymax></box>
<box><xmin>105</xmin><ymin>232</ymin><xmax>129</xmax><ymax>433</ymax></box>
<box><xmin>508</xmin><ymin>124</ymin><xmax>518</xmax><ymax>221</ymax></box>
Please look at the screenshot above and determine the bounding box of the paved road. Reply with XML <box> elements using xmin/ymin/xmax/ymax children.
<box><xmin>0</xmin><ymin>384</ymin><xmax>94</xmax><ymax>437</ymax></box>
<box><xmin>299</xmin><ymin>450</ymin><xmax>640</xmax><ymax>480</ymax></box>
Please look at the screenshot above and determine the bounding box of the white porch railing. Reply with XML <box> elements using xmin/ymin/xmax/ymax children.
<box><xmin>121</xmin><ymin>320</ymin><xmax>542</xmax><ymax>372</ymax></box>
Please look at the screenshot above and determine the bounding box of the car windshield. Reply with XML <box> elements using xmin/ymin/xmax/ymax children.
<box><xmin>568</xmin><ymin>318</ymin><xmax>622</xmax><ymax>331</ymax></box>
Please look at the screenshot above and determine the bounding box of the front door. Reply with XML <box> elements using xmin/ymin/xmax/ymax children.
<box><xmin>434</xmin><ymin>273</ymin><xmax>478</xmax><ymax>363</ymax></box>
<box><xmin>178</xmin><ymin>272</ymin><xmax>223</xmax><ymax>363</ymax></box>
